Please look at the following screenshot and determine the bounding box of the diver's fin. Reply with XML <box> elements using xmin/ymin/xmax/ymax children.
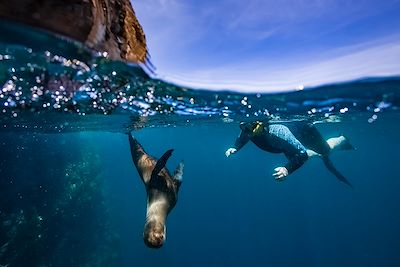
<box><xmin>339</xmin><ymin>135</ymin><xmax>356</xmax><ymax>150</ymax></box>
<box><xmin>151</xmin><ymin>149</ymin><xmax>174</xmax><ymax>178</ymax></box>
<box><xmin>322</xmin><ymin>156</ymin><xmax>353</xmax><ymax>188</ymax></box>
<box><xmin>173</xmin><ymin>161</ymin><xmax>184</xmax><ymax>188</ymax></box>
<box><xmin>327</xmin><ymin>135</ymin><xmax>356</xmax><ymax>151</ymax></box>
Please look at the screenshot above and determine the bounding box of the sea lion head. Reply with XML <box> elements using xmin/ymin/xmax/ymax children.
<box><xmin>143</xmin><ymin>220</ymin><xmax>166</xmax><ymax>248</ymax></box>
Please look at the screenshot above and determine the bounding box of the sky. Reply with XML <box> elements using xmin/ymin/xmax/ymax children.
<box><xmin>132</xmin><ymin>0</ymin><xmax>400</xmax><ymax>92</ymax></box>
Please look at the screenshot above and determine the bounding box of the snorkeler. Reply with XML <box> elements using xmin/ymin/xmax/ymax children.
<box><xmin>225</xmin><ymin>120</ymin><xmax>355</xmax><ymax>187</ymax></box>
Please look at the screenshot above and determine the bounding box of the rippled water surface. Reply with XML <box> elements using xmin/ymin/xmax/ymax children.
<box><xmin>1</xmin><ymin>21</ymin><xmax>400</xmax><ymax>267</ymax></box>
<box><xmin>1</xmin><ymin>20</ymin><xmax>400</xmax><ymax>132</ymax></box>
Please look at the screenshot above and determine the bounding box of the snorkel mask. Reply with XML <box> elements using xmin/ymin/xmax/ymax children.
<box><xmin>252</xmin><ymin>121</ymin><xmax>264</xmax><ymax>135</ymax></box>
<box><xmin>240</xmin><ymin>121</ymin><xmax>265</xmax><ymax>136</ymax></box>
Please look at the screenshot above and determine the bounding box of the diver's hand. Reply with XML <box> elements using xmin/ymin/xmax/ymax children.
<box><xmin>225</xmin><ymin>148</ymin><xmax>237</xmax><ymax>157</ymax></box>
<box><xmin>273</xmin><ymin>167</ymin><xmax>288</xmax><ymax>181</ymax></box>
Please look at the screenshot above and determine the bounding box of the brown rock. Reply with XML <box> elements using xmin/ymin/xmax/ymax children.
<box><xmin>0</xmin><ymin>0</ymin><xmax>148</xmax><ymax>63</ymax></box>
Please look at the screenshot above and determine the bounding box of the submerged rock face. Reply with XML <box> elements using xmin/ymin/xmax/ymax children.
<box><xmin>0</xmin><ymin>0</ymin><xmax>148</xmax><ymax>63</ymax></box>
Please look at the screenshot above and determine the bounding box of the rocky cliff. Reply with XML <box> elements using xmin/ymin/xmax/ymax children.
<box><xmin>0</xmin><ymin>0</ymin><xmax>148</xmax><ymax>63</ymax></box>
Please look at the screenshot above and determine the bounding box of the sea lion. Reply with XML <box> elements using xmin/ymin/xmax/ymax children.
<box><xmin>128</xmin><ymin>133</ymin><xmax>183</xmax><ymax>248</ymax></box>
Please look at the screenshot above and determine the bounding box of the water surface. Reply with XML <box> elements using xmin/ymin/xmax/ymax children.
<box><xmin>0</xmin><ymin>20</ymin><xmax>400</xmax><ymax>267</ymax></box>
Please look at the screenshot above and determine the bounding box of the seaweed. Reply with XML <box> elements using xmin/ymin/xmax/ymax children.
<box><xmin>0</xmin><ymin>134</ymin><xmax>118</xmax><ymax>267</ymax></box>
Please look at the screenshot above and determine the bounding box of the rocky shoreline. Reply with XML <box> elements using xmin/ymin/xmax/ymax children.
<box><xmin>0</xmin><ymin>0</ymin><xmax>148</xmax><ymax>63</ymax></box>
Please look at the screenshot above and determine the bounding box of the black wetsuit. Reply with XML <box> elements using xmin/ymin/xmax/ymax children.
<box><xmin>232</xmin><ymin>121</ymin><xmax>353</xmax><ymax>187</ymax></box>
<box><xmin>234</xmin><ymin>123</ymin><xmax>308</xmax><ymax>174</ymax></box>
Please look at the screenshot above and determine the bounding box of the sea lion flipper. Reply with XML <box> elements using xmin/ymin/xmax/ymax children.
<box><xmin>128</xmin><ymin>133</ymin><xmax>146</xmax><ymax>162</ymax></box>
<box><xmin>151</xmin><ymin>149</ymin><xmax>174</xmax><ymax>178</ymax></box>
<box><xmin>173</xmin><ymin>161</ymin><xmax>184</xmax><ymax>188</ymax></box>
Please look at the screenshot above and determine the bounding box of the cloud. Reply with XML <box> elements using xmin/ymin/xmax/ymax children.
<box><xmin>132</xmin><ymin>1</ymin><xmax>205</xmax><ymax>58</ymax></box>
<box><xmin>132</xmin><ymin>0</ymin><xmax>400</xmax><ymax>92</ymax></box>
<box><xmin>154</xmin><ymin>39</ymin><xmax>400</xmax><ymax>92</ymax></box>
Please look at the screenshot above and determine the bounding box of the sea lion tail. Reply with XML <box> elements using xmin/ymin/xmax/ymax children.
<box><xmin>152</xmin><ymin>149</ymin><xmax>174</xmax><ymax>177</ymax></box>
<box><xmin>322</xmin><ymin>156</ymin><xmax>353</xmax><ymax>189</ymax></box>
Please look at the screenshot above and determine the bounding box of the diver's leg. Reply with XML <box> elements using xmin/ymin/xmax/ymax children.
<box><xmin>327</xmin><ymin>135</ymin><xmax>355</xmax><ymax>151</ymax></box>
<box><xmin>289</xmin><ymin>122</ymin><xmax>331</xmax><ymax>155</ymax></box>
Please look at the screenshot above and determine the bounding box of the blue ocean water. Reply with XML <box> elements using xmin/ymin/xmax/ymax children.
<box><xmin>100</xmin><ymin>119</ymin><xmax>400</xmax><ymax>267</ymax></box>
<box><xmin>1</xmin><ymin>20</ymin><xmax>400</xmax><ymax>267</ymax></box>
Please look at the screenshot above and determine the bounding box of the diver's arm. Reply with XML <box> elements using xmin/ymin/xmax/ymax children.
<box><xmin>225</xmin><ymin>130</ymin><xmax>249</xmax><ymax>157</ymax></box>
<box><xmin>273</xmin><ymin>151</ymin><xmax>307</xmax><ymax>180</ymax></box>
<box><xmin>269</xmin><ymin>124</ymin><xmax>308</xmax><ymax>178</ymax></box>
<box><xmin>284</xmin><ymin>150</ymin><xmax>308</xmax><ymax>174</ymax></box>
<box><xmin>233</xmin><ymin>130</ymin><xmax>250</xmax><ymax>151</ymax></box>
